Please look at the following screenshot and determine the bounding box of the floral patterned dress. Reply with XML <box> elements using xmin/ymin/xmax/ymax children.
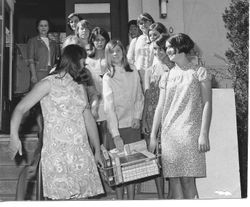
<box><xmin>40</xmin><ymin>73</ymin><xmax>104</xmax><ymax>200</ymax></box>
<box><xmin>144</xmin><ymin>63</ymin><xmax>170</xmax><ymax>134</ymax></box>
<box><xmin>159</xmin><ymin>64</ymin><xmax>210</xmax><ymax>178</ymax></box>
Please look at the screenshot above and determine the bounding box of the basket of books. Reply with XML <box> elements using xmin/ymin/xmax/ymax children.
<box><xmin>99</xmin><ymin>140</ymin><xmax>160</xmax><ymax>186</ymax></box>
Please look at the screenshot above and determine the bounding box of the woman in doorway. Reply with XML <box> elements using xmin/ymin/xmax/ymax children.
<box><xmin>26</xmin><ymin>16</ymin><xmax>60</xmax><ymax>174</ymax></box>
<box><xmin>149</xmin><ymin>33</ymin><xmax>212</xmax><ymax>199</ymax></box>
<box><xmin>9</xmin><ymin>44</ymin><xmax>104</xmax><ymax>200</ymax></box>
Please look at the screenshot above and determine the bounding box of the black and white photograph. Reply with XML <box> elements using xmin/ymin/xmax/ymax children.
<box><xmin>0</xmin><ymin>0</ymin><xmax>248</xmax><ymax>205</ymax></box>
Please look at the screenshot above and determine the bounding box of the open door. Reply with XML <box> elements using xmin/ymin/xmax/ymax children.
<box><xmin>65</xmin><ymin>0</ymin><xmax>128</xmax><ymax>46</ymax></box>
<box><xmin>0</xmin><ymin>0</ymin><xmax>14</xmax><ymax>133</ymax></box>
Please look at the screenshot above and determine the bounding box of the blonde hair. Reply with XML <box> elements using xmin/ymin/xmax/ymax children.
<box><xmin>75</xmin><ymin>20</ymin><xmax>91</xmax><ymax>37</ymax></box>
<box><xmin>105</xmin><ymin>40</ymin><xmax>132</xmax><ymax>77</ymax></box>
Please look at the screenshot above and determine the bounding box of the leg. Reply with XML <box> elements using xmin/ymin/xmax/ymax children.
<box><xmin>166</xmin><ymin>178</ymin><xmax>173</xmax><ymax>199</ymax></box>
<box><xmin>168</xmin><ymin>177</ymin><xmax>184</xmax><ymax>199</ymax></box>
<box><xmin>180</xmin><ymin>177</ymin><xmax>198</xmax><ymax>199</ymax></box>
<box><xmin>126</xmin><ymin>183</ymin><xmax>135</xmax><ymax>200</ymax></box>
<box><xmin>115</xmin><ymin>185</ymin><xmax>124</xmax><ymax>200</ymax></box>
<box><xmin>154</xmin><ymin>176</ymin><xmax>164</xmax><ymax>199</ymax></box>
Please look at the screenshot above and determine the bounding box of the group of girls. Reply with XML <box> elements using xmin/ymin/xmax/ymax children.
<box><xmin>9</xmin><ymin>11</ymin><xmax>212</xmax><ymax>201</ymax></box>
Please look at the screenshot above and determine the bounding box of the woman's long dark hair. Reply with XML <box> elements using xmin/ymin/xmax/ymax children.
<box><xmin>51</xmin><ymin>44</ymin><xmax>93</xmax><ymax>86</ymax></box>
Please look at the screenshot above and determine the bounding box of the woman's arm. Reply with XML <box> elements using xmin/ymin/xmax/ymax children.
<box><xmin>198</xmin><ymin>79</ymin><xmax>212</xmax><ymax>152</ymax></box>
<box><xmin>103</xmin><ymin>75</ymin><xmax>124</xmax><ymax>151</ymax></box>
<box><xmin>127</xmin><ymin>37</ymin><xmax>137</xmax><ymax>65</ymax></box>
<box><xmin>149</xmin><ymin>87</ymin><xmax>166</xmax><ymax>153</ymax></box>
<box><xmin>83</xmin><ymin>108</ymin><xmax>103</xmax><ymax>166</ymax></box>
<box><xmin>9</xmin><ymin>79</ymin><xmax>51</xmax><ymax>159</ymax></box>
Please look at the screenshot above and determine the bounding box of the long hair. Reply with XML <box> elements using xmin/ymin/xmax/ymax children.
<box><xmin>88</xmin><ymin>27</ymin><xmax>110</xmax><ymax>57</ymax></box>
<box><xmin>105</xmin><ymin>40</ymin><xmax>133</xmax><ymax>77</ymax></box>
<box><xmin>51</xmin><ymin>44</ymin><xmax>92</xmax><ymax>86</ymax></box>
<box><xmin>67</xmin><ymin>13</ymin><xmax>82</xmax><ymax>31</ymax></box>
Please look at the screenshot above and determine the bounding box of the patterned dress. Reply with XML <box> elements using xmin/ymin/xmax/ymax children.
<box><xmin>144</xmin><ymin>63</ymin><xmax>169</xmax><ymax>134</ymax></box>
<box><xmin>40</xmin><ymin>73</ymin><xmax>104</xmax><ymax>200</ymax></box>
<box><xmin>159</xmin><ymin>64</ymin><xmax>210</xmax><ymax>178</ymax></box>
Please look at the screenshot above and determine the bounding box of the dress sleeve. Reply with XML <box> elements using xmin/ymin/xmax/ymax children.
<box><xmin>197</xmin><ymin>67</ymin><xmax>211</xmax><ymax>82</ymax></box>
<box><xmin>103</xmin><ymin>74</ymin><xmax>120</xmax><ymax>137</ymax></box>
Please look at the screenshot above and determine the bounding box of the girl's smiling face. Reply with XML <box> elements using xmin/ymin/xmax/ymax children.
<box><xmin>138</xmin><ymin>19</ymin><xmax>152</xmax><ymax>35</ymax></box>
<box><xmin>149</xmin><ymin>30</ymin><xmax>161</xmax><ymax>42</ymax></box>
<box><xmin>153</xmin><ymin>42</ymin><xmax>167</xmax><ymax>61</ymax></box>
<box><xmin>69</xmin><ymin>16</ymin><xmax>80</xmax><ymax>31</ymax></box>
<box><xmin>165</xmin><ymin>41</ymin><xmax>178</xmax><ymax>62</ymax></box>
<box><xmin>110</xmin><ymin>45</ymin><xmax>123</xmax><ymax>65</ymax></box>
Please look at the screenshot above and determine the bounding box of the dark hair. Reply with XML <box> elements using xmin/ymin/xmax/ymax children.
<box><xmin>167</xmin><ymin>33</ymin><xmax>194</xmax><ymax>54</ymax></box>
<box><xmin>137</xmin><ymin>13</ymin><xmax>155</xmax><ymax>24</ymax></box>
<box><xmin>105</xmin><ymin>39</ymin><xmax>133</xmax><ymax>77</ymax></box>
<box><xmin>155</xmin><ymin>33</ymin><xmax>175</xmax><ymax>69</ymax></box>
<box><xmin>35</xmin><ymin>17</ymin><xmax>51</xmax><ymax>33</ymax></box>
<box><xmin>89</xmin><ymin>27</ymin><xmax>110</xmax><ymax>57</ymax></box>
<box><xmin>149</xmin><ymin>22</ymin><xmax>167</xmax><ymax>35</ymax></box>
<box><xmin>52</xmin><ymin>44</ymin><xmax>92</xmax><ymax>86</ymax></box>
<box><xmin>128</xmin><ymin>20</ymin><xmax>137</xmax><ymax>28</ymax></box>
<box><xmin>155</xmin><ymin>33</ymin><xmax>170</xmax><ymax>50</ymax></box>
<box><xmin>67</xmin><ymin>13</ymin><xmax>82</xmax><ymax>31</ymax></box>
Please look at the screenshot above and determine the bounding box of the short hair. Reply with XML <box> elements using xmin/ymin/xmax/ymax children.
<box><xmin>167</xmin><ymin>33</ymin><xmax>194</xmax><ymax>54</ymax></box>
<box><xmin>137</xmin><ymin>13</ymin><xmax>155</xmax><ymax>24</ymax></box>
<box><xmin>35</xmin><ymin>17</ymin><xmax>51</xmax><ymax>33</ymax></box>
<box><xmin>128</xmin><ymin>20</ymin><xmax>137</xmax><ymax>29</ymax></box>
<box><xmin>52</xmin><ymin>44</ymin><xmax>92</xmax><ymax>85</ymax></box>
<box><xmin>67</xmin><ymin>13</ymin><xmax>82</xmax><ymax>31</ymax></box>
<box><xmin>105</xmin><ymin>40</ymin><xmax>133</xmax><ymax>77</ymax></box>
<box><xmin>149</xmin><ymin>22</ymin><xmax>167</xmax><ymax>35</ymax></box>
<box><xmin>75</xmin><ymin>20</ymin><xmax>92</xmax><ymax>37</ymax></box>
<box><xmin>155</xmin><ymin>33</ymin><xmax>170</xmax><ymax>50</ymax></box>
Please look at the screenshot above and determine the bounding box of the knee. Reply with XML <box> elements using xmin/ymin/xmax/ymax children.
<box><xmin>181</xmin><ymin>177</ymin><xmax>195</xmax><ymax>187</ymax></box>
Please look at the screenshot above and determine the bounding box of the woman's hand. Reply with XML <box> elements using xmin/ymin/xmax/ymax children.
<box><xmin>131</xmin><ymin>118</ymin><xmax>140</xmax><ymax>129</ymax></box>
<box><xmin>149</xmin><ymin>134</ymin><xmax>157</xmax><ymax>153</ymax></box>
<box><xmin>113</xmin><ymin>136</ymin><xmax>124</xmax><ymax>152</ymax></box>
<box><xmin>94</xmin><ymin>151</ymin><xmax>103</xmax><ymax>168</ymax></box>
<box><xmin>198</xmin><ymin>134</ymin><xmax>210</xmax><ymax>153</ymax></box>
<box><xmin>8</xmin><ymin>135</ymin><xmax>22</xmax><ymax>160</ymax></box>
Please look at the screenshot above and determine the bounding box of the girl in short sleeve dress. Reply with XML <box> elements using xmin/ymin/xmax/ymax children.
<box><xmin>150</xmin><ymin>33</ymin><xmax>212</xmax><ymax>199</ymax></box>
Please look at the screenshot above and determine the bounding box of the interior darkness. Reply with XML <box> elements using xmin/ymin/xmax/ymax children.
<box><xmin>14</xmin><ymin>0</ymin><xmax>66</xmax><ymax>43</ymax></box>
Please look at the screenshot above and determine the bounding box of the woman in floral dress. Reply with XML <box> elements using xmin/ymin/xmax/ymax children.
<box><xmin>150</xmin><ymin>33</ymin><xmax>212</xmax><ymax>199</ymax></box>
<box><xmin>9</xmin><ymin>44</ymin><xmax>104</xmax><ymax>200</ymax></box>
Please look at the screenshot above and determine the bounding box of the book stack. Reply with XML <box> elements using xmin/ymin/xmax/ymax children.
<box><xmin>100</xmin><ymin>140</ymin><xmax>159</xmax><ymax>186</ymax></box>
